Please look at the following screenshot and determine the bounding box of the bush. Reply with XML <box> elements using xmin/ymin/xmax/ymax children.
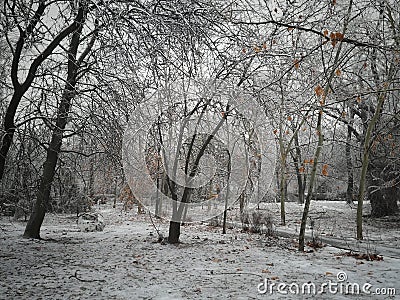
<box><xmin>241</xmin><ymin>210</ymin><xmax>273</xmax><ymax>235</ymax></box>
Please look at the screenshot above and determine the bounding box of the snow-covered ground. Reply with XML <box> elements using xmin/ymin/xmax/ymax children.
<box><xmin>257</xmin><ymin>201</ymin><xmax>400</xmax><ymax>250</ymax></box>
<box><xmin>0</xmin><ymin>201</ymin><xmax>399</xmax><ymax>299</ymax></box>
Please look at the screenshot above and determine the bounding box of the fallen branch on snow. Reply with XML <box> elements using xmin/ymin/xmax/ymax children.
<box><xmin>69</xmin><ymin>270</ymin><xmax>106</xmax><ymax>282</ymax></box>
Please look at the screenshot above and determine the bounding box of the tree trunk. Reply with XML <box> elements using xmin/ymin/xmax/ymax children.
<box><xmin>298</xmin><ymin>112</ymin><xmax>324</xmax><ymax>251</ymax></box>
<box><xmin>23</xmin><ymin>4</ymin><xmax>87</xmax><ymax>239</ymax></box>
<box><xmin>298</xmin><ymin>0</ymin><xmax>353</xmax><ymax>250</ymax></box>
<box><xmin>278</xmin><ymin>91</ymin><xmax>286</xmax><ymax>225</ymax></box>
<box><xmin>357</xmin><ymin>8</ymin><xmax>396</xmax><ymax>238</ymax></box>
<box><xmin>168</xmin><ymin>220</ymin><xmax>181</xmax><ymax>243</ymax></box>
<box><xmin>0</xmin><ymin>91</ymin><xmax>24</xmax><ymax>181</ymax></box>
<box><xmin>356</xmin><ymin>74</ymin><xmax>391</xmax><ymax>239</ymax></box>
<box><xmin>345</xmin><ymin>118</ymin><xmax>354</xmax><ymax>204</ymax></box>
<box><xmin>279</xmin><ymin>169</ymin><xmax>287</xmax><ymax>225</ymax></box>
<box><xmin>222</xmin><ymin>171</ymin><xmax>231</xmax><ymax>234</ymax></box>
<box><xmin>23</xmin><ymin>139</ymin><xmax>61</xmax><ymax>238</ymax></box>
<box><xmin>291</xmin><ymin>130</ymin><xmax>305</xmax><ymax>204</ymax></box>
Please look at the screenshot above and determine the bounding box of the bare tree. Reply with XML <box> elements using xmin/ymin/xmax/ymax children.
<box><xmin>0</xmin><ymin>0</ymin><xmax>90</xmax><ymax>181</ymax></box>
<box><xmin>24</xmin><ymin>2</ymin><xmax>98</xmax><ymax>238</ymax></box>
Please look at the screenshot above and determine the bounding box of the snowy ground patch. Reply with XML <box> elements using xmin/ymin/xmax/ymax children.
<box><xmin>0</xmin><ymin>202</ymin><xmax>399</xmax><ymax>299</ymax></box>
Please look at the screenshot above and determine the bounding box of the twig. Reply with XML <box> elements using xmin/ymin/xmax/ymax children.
<box><xmin>148</xmin><ymin>211</ymin><xmax>162</xmax><ymax>240</ymax></box>
<box><xmin>69</xmin><ymin>270</ymin><xmax>106</xmax><ymax>282</ymax></box>
<box><xmin>212</xmin><ymin>271</ymin><xmax>263</xmax><ymax>278</ymax></box>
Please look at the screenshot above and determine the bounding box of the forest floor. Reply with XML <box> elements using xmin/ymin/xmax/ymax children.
<box><xmin>0</xmin><ymin>201</ymin><xmax>399</xmax><ymax>299</ymax></box>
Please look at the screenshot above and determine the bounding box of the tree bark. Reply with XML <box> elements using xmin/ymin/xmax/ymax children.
<box><xmin>23</xmin><ymin>130</ymin><xmax>65</xmax><ymax>238</ymax></box>
<box><xmin>278</xmin><ymin>90</ymin><xmax>286</xmax><ymax>225</ymax></box>
<box><xmin>168</xmin><ymin>221</ymin><xmax>181</xmax><ymax>244</ymax></box>
<box><xmin>345</xmin><ymin>108</ymin><xmax>354</xmax><ymax>204</ymax></box>
<box><xmin>298</xmin><ymin>111</ymin><xmax>324</xmax><ymax>251</ymax></box>
<box><xmin>291</xmin><ymin>130</ymin><xmax>305</xmax><ymax>204</ymax></box>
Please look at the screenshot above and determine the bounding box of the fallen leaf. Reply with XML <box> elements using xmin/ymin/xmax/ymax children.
<box><xmin>326</xmin><ymin>271</ymin><xmax>334</xmax><ymax>276</ymax></box>
<box><xmin>271</xmin><ymin>276</ymin><xmax>279</xmax><ymax>280</ymax></box>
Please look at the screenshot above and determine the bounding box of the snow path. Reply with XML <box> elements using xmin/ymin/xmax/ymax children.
<box><xmin>0</xmin><ymin>205</ymin><xmax>399</xmax><ymax>299</ymax></box>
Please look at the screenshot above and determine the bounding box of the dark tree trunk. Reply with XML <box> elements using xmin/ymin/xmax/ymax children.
<box><xmin>292</xmin><ymin>131</ymin><xmax>305</xmax><ymax>204</ymax></box>
<box><xmin>23</xmin><ymin>4</ymin><xmax>88</xmax><ymax>239</ymax></box>
<box><xmin>23</xmin><ymin>88</ymin><xmax>76</xmax><ymax>238</ymax></box>
<box><xmin>168</xmin><ymin>221</ymin><xmax>181</xmax><ymax>243</ymax></box>
<box><xmin>88</xmin><ymin>156</ymin><xmax>95</xmax><ymax>197</ymax></box>
<box><xmin>298</xmin><ymin>177</ymin><xmax>306</xmax><ymax>204</ymax></box>
<box><xmin>345</xmin><ymin>109</ymin><xmax>355</xmax><ymax>204</ymax></box>
<box><xmin>345</xmin><ymin>134</ymin><xmax>354</xmax><ymax>203</ymax></box>
<box><xmin>0</xmin><ymin>91</ymin><xmax>24</xmax><ymax>181</ymax></box>
<box><xmin>239</xmin><ymin>193</ymin><xmax>245</xmax><ymax>214</ymax></box>
<box><xmin>23</xmin><ymin>139</ymin><xmax>61</xmax><ymax>238</ymax></box>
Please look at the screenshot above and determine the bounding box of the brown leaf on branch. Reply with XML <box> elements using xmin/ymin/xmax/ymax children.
<box><xmin>314</xmin><ymin>85</ymin><xmax>324</xmax><ymax>97</ymax></box>
<box><xmin>294</xmin><ymin>59</ymin><xmax>300</xmax><ymax>69</ymax></box>
<box><xmin>335</xmin><ymin>32</ymin><xmax>344</xmax><ymax>40</ymax></box>
<box><xmin>322</xmin><ymin>164</ymin><xmax>328</xmax><ymax>176</ymax></box>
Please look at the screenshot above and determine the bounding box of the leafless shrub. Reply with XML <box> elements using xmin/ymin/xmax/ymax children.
<box><xmin>241</xmin><ymin>210</ymin><xmax>273</xmax><ymax>235</ymax></box>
